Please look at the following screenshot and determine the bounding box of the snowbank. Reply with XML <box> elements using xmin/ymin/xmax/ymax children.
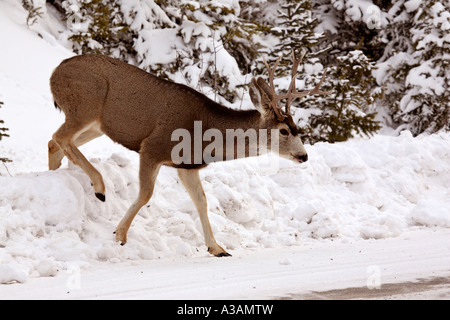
<box><xmin>0</xmin><ymin>0</ymin><xmax>449</xmax><ymax>285</ymax></box>
<box><xmin>1</xmin><ymin>131</ymin><xmax>449</xmax><ymax>284</ymax></box>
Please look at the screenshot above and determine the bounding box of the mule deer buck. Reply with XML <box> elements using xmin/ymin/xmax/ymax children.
<box><xmin>49</xmin><ymin>52</ymin><xmax>331</xmax><ymax>257</ymax></box>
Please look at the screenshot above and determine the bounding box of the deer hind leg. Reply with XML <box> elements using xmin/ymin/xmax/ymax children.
<box><xmin>48</xmin><ymin>124</ymin><xmax>103</xmax><ymax>171</ymax></box>
<box><xmin>51</xmin><ymin>120</ymin><xmax>106</xmax><ymax>201</ymax></box>
<box><xmin>73</xmin><ymin>124</ymin><xmax>103</xmax><ymax>147</ymax></box>
<box><xmin>177</xmin><ymin>168</ymin><xmax>231</xmax><ymax>257</ymax></box>
<box><xmin>48</xmin><ymin>139</ymin><xmax>64</xmax><ymax>170</ymax></box>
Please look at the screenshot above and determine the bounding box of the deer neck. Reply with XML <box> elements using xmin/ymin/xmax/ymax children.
<box><xmin>205</xmin><ymin>105</ymin><xmax>262</xmax><ymax>131</ymax></box>
<box><xmin>201</xmin><ymin>103</ymin><xmax>272</xmax><ymax>162</ymax></box>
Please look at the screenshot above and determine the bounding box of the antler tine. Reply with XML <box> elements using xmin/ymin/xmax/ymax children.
<box><xmin>260</xmin><ymin>52</ymin><xmax>332</xmax><ymax>121</ymax></box>
<box><xmin>285</xmin><ymin>50</ymin><xmax>306</xmax><ymax>114</ymax></box>
<box><xmin>284</xmin><ymin>53</ymin><xmax>333</xmax><ymax>112</ymax></box>
<box><xmin>308</xmin><ymin>68</ymin><xmax>333</xmax><ymax>96</ymax></box>
<box><xmin>262</xmin><ymin>55</ymin><xmax>286</xmax><ymax>120</ymax></box>
<box><xmin>263</xmin><ymin>55</ymin><xmax>282</xmax><ymax>92</ymax></box>
<box><xmin>288</xmin><ymin>50</ymin><xmax>306</xmax><ymax>89</ymax></box>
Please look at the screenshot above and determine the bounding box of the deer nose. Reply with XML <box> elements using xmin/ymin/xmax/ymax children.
<box><xmin>295</xmin><ymin>154</ymin><xmax>308</xmax><ymax>163</ymax></box>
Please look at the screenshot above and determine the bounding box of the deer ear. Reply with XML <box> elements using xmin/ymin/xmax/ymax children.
<box><xmin>249</xmin><ymin>78</ymin><xmax>262</xmax><ymax>107</ymax></box>
<box><xmin>250</xmin><ymin>77</ymin><xmax>272</xmax><ymax>116</ymax></box>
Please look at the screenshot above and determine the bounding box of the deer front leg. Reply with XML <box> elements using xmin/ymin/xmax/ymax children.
<box><xmin>115</xmin><ymin>155</ymin><xmax>161</xmax><ymax>245</ymax></box>
<box><xmin>52</xmin><ymin>121</ymin><xmax>106</xmax><ymax>201</ymax></box>
<box><xmin>177</xmin><ymin>168</ymin><xmax>231</xmax><ymax>257</ymax></box>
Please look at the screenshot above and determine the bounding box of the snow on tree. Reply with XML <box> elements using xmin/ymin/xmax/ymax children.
<box><xmin>306</xmin><ymin>50</ymin><xmax>382</xmax><ymax>143</ymax></box>
<box><xmin>24</xmin><ymin>0</ymin><xmax>447</xmax><ymax>141</ymax></box>
<box><xmin>313</xmin><ymin>0</ymin><xmax>390</xmax><ymax>61</ymax></box>
<box><xmin>377</xmin><ymin>0</ymin><xmax>450</xmax><ymax>135</ymax></box>
<box><xmin>268</xmin><ymin>0</ymin><xmax>324</xmax><ymax>70</ymax></box>
<box><xmin>62</xmin><ymin>0</ymin><xmax>134</xmax><ymax>59</ymax></box>
<box><xmin>149</xmin><ymin>0</ymin><xmax>248</xmax><ymax>101</ymax></box>
<box><xmin>21</xmin><ymin>0</ymin><xmax>44</xmax><ymax>27</ymax></box>
<box><xmin>263</xmin><ymin>0</ymin><xmax>382</xmax><ymax>143</ymax></box>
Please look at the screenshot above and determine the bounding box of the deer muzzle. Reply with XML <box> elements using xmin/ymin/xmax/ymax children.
<box><xmin>294</xmin><ymin>153</ymin><xmax>308</xmax><ymax>163</ymax></box>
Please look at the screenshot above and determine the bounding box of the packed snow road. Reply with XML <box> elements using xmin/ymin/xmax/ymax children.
<box><xmin>1</xmin><ymin>229</ymin><xmax>450</xmax><ymax>299</ymax></box>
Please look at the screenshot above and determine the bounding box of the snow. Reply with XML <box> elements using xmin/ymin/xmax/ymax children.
<box><xmin>136</xmin><ymin>28</ymin><xmax>182</xmax><ymax>66</ymax></box>
<box><xmin>317</xmin><ymin>0</ymin><xmax>388</xmax><ymax>33</ymax></box>
<box><xmin>1</xmin><ymin>2</ymin><xmax>450</xmax><ymax>299</ymax></box>
<box><xmin>404</xmin><ymin>0</ymin><xmax>422</xmax><ymax>13</ymax></box>
<box><xmin>1</xmin><ymin>230</ymin><xmax>450</xmax><ymax>299</ymax></box>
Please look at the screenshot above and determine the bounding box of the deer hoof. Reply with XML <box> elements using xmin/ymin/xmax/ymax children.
<box><xmin>215</xmin><ymin>252</ymin><xmax>232</xmax><ymax>257</ymax></box>
<box><xmin>208</xmin><ymin>246</ymin><xmax>231</xmax><ymax>257</ymax></box>
<box><xmin>115</xmin><ymin>228</ymin><xmax>127</xmax><ymax>245</ymax></box>
<box><xmin>95</xmin><ymin>192</ymin><xmax>106</xmax><ymax>202</ymax></box>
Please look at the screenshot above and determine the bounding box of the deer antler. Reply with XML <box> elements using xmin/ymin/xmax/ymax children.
<box><xmin>262</xmin><ymin>55</ymin><xmax>286</xmax><ymax>121</ymax></box>
<box><xmin>263</xmin><ymin>51</ymin><xmax>332</xmax><ymax>120</ymax></box>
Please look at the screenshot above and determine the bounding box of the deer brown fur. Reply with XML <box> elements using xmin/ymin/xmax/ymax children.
<box><xmin>49</xmin><ymin>53</ymin><xmax>327</xmax><ymax>257</ymax></box>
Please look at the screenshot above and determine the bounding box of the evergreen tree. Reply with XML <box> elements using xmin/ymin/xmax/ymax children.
<box><xmin>313</xmin><ymin>0</ymin><xmax>391</xmax><ymax>63</ymax></box>
<box><xmin>265</xmin><ymin>0</ymin><xmax>383</xmax><ymax>144</ymax></box>
<box><xmin>21</xmin><ymin>0</ymin><xmax>44</xmax><ymax>27</ymax></box>
<box><xmin>270</xmin><ymin>0</ymin><xmax>324</xmax><ymax>70</ymax></box>
<box><xmin>162</xmin><ymin>0</ymin><xmax>249</xmax><ymax>101</ymax></box>
<box><xmin>378</xmin><ymin>0</ymin><xmax>450</xmax><ymax>135</ymax></box>
<box><xmin>63</xmin><ymin>0</ymin><xmax>134</xmax><ymax>60</ymax></box>
<box><xmin>306</xmin><ymin>50</ymin><xmax>382</xmax><ymax>143</ymax></box>
<box><xmin>0</xmin><ymin>101</ymin><xmax>11</xmax><ymax>163</ymax></box>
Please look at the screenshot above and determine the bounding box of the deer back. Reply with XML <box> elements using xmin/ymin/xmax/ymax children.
<box><xmin>51</xmin><ymin>54</ymin><xmax>227</xmax><ymax>153</ymax></box>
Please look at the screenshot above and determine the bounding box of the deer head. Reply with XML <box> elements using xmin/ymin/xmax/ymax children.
<box><xmin>249</xmin><ymin>52</ymin><xmax>332</xmax><ymax>163</ymax></box>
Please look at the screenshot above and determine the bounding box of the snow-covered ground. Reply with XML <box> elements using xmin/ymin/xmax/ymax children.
<box><xmin>1</xmin><ymin>230</ymin><xmax>450</xmax><ymax>300</ymax></box>
<box><xmin>1</xmin><ymin>2</ymin><xmax>449</xmax><ymax>299</ymax></box>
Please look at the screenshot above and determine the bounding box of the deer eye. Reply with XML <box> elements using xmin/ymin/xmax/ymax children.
<box><xmin>280</xmin><ymin>129</ymin><xmax>289</xmax><ymax>136</ymax></box>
